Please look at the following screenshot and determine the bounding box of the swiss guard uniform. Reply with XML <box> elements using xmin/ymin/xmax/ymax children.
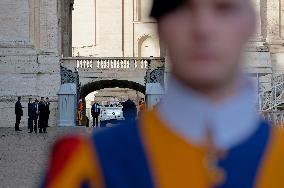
<box><xmin>41</xmin><ymin>78</ymin><xmax>284</xmax><ymax>188</ymax></box>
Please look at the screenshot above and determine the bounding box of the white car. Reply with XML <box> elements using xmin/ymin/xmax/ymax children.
<box><xmin>100</xmin><ymin>105</ymin><xmax>125</xmax><ymax>127</ymax></box>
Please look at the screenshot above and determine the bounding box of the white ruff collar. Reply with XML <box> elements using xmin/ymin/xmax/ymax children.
<box><xmin>157</xmin><ymin>76</ymin><xmax>261</xmax><ymax>150</ymax></box>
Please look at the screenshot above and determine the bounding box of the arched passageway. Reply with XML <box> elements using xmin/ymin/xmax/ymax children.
<box><xmin>80</xmin><ymin>79</ymin><xmax>146</xmax><ymax>98</ymax></box>
<box><xmin>77</xmin><ymin>79</ymin><xmax>145</xmax><ymax>126</ymax></box>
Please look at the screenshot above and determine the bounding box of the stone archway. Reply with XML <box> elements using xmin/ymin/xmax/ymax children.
<box><xmin>80</xmin><ymin>79</ymin><xmax>146</xmax><ymax>98</ymax></box>
<box><xmin>78</xmin><ymin>79</ymin><xmax>145</xmax><ymax>126</ymax></box>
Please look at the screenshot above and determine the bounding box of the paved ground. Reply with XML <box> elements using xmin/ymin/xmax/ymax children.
<box><xmin>0</xmin><ymin>127</ymin><xmax>94</xmax><ymax>188</ymax></box>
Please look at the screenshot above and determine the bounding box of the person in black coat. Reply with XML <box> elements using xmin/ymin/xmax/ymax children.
<box><xmin>122</xmin><ymin>98</ymin><xmax>137</xmax><ymax>122</ymax></box>
<box><xmin>15</xmin><ymin>96</ymin><xmax>23</xmax><ymax>131</ymax></box>
<box><xmin>91</xmin><ymin>102</ymin><xmax>101</xmax><ymax>127</ymax></box>
<box><xmin>45</xmin><ymin>97</ymin><xmax>50</xmax><ymax>127</ymax></box>
<box><xmin>33</xmin><ymin>99</ymin><xmax>39</xmax><ymax>133</ymax></box>
<box><xmin>28</xmin><ymin>98</ymin><xmax>33</xmax><ymax>133</ymax></box>
<box><xmin>38</xmin><ymin>97</ymin><xmax>48</xmax><ymax>133</ymax></box>
<box><xmin>28</xmin><ymin>99</ymin><xmax>39</xmax><ymax>133</ymax></box>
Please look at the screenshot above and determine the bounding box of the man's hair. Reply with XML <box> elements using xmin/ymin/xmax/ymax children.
<box><xmin>18</xmin><ymin>96</ymin><xmax>21</xmax><ymax>100</ymax></box>
<box><xmin>41</xmin><ymin>97</ymin><xmax>44</xmax><ymax>100</ymax></box>
<box><xmin>150</xmin><ymin>0</ymin><xmax>186</xmax><ymax>20</ymax></box>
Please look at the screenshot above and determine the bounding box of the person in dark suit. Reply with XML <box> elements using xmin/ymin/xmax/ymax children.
<box><xmin>15</xmin><ymin>96</ymin><xmax>23</xmax><ymax>131</ymax></box>
<box><xmin>28</xmin><ymin>98</ymin><xmax>33</xmax><ymax>133</ymax></box>
<box><xmin>91</xmin><ymin>102</ymin><xmax>101</xmax><ymax>127</ymax></box>
<box><xmin>46</xmin><ymin>97</ymin><xmax>50</xmax><ymax>127</ymax></box>
<box><xmin>32</xmin><ymin>99</ymin><xmax>39</xmax><ymax>133</ymax></box>
<box><xmin>122</xmin><ymin>98</ymin><xmax>137</xmax><ymax>122</ymax></box>
<box><xmin>38</xmin><ymin>97</ymin><xmax>48</xmax><ymax>133</ymax></box>
<box><xmin>28</xmin><ymin>99</ymin><xmax>39</xmax><ymax>133</ymax></box>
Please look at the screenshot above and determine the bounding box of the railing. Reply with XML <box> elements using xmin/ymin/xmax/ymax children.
<box><xmin>261</xmin><ymin>111</ymin><xmax>284</xmax><ymax>127</ymax></box>
<box><xmin>258</xmin><ymin>74</ymin><xmax>284</xmax><ymax>111</ymax></box>
<box><xmin>60</xmin><ymin>57</ymin><xmax>165</xmax><ymax>72</ymax></box>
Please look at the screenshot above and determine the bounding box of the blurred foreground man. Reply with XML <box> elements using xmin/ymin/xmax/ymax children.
<box><xmin>42</xmin><ymin>0</ymin><xmax>284</xmax><ymax>187</ymax></box>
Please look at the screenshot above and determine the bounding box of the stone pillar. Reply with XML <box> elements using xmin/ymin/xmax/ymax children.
<box><xmin>58</xmin><ymin>83</ymin><xmax>77</xmax><ymax>126</ymax></box>
<box><xmin>60</xmin><ymin>0</ymin><xmax>74</xmax><ymax>57</ymax></box>
<box><xmin>146</xmin><ymin>83</ymin><xmax>164</xmax><ymax>110</ymax></box>
<box><xmin>265</xmin><ymin>0</ymin><xmax>284</xmax><ymax>74</ymax></box>
<box><xmin>280</xmin><ymin>0</ymin><xmax>284</xmax><ymax>39</ymax></box>
<box><xmin>253</xmin><ymin>0</ymin><xmax>263</xmax><ymax>40</ymax></box>
<box><xmin>266</xmin><ymin>0</ymin><xmax>281</xmax><ymax>41</ymax></box>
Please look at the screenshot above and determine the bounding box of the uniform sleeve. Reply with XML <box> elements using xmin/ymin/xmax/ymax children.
<box><xmin>256</xmin><ymin>128</ymin><xmax>284</xmax><ymax>188</ymax></box>
<box><xmin>41</xmin><ymin>136</ymin><xmax>105</xmax><ymax>188</ymax></box>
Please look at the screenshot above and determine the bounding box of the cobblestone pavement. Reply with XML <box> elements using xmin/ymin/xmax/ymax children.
<box><xmin>0</xmin><ymin>127</ymin><xmax>94</xmax><ymax>188</ymax></box>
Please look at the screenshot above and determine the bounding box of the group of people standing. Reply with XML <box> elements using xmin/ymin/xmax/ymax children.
<box><xmin>15</xmin><ymin>96</ymin><xmax>50</xmax><ymax>133</ymax></box>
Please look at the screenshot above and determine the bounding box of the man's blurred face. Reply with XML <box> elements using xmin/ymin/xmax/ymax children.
<box><xmin>158</xmin><ymin>0</ymin><xmax>255</xmax><ymax>89</ymax></box>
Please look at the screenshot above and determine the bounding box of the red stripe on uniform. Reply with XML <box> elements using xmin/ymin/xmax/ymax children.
<box><xmin>45</xmin><ymin>136</ymin><xmax>83</xmax><ymax>187</ymax></box>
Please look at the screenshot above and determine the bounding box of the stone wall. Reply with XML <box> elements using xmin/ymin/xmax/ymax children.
<box><xmin>0</xmin><ymin>51</ymin><xmax>61</xmax><ymax>127</ymax></box>
<box><xmin>0</xmin><ymin>0</ymin><xmax>66</xmax><ymax>127</ymax></box>
<box><xmin>72</xmin><ymin>0</ymin><xmax>161</xmax><ymax>58</ymax></box>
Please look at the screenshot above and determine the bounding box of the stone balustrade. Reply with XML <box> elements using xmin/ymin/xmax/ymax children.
<box><xmin>60</xmin><ymin>57</ymin><xmax>165</xmax><ymax>72</ymax></box>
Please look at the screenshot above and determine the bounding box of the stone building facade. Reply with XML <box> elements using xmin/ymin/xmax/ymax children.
<box><xmin>0</xmin><ymin>0</ymin><xmax>73</xmax><ymax>127</ymax></box>
<box><xmin>1</xmin><ymin>0</ymin><xmax>284</xmax><ymax>127</ymax></box>
<box><xmin>72</xmin><ymin>0</ymin><xmax>161</xmax><ymax>58</ymax></box>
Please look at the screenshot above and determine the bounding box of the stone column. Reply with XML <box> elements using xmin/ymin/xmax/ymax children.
<box><xmin>253</xmin><ymin>0</ymin><xmax>263</xmax><ymax>39</ymax></box>
<box><xmin>60</xmin><ymin>0</ymin><xmax>73</xmax><ymax>57</ymax></box>
<box><xmin>266</xmin><ymin>0</ymin><xmax>281</xmax><ymax>41</ymax></box>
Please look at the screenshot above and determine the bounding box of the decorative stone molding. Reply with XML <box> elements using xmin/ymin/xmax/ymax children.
<box><xmin>60</xmin><ymin>66</ymin><xmax>78</xmax><ymax>84</ymax></box>
<box><xmin>145</xmin><ymin>65</ymin><xmax>165</xmax><ymax>86</ymax></box>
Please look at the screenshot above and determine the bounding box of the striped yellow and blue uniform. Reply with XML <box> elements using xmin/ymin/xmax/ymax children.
<box><xmin>42</xmin><ymin>110</ymin><xmax>284</xmax><ymax>188</ymax></box>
